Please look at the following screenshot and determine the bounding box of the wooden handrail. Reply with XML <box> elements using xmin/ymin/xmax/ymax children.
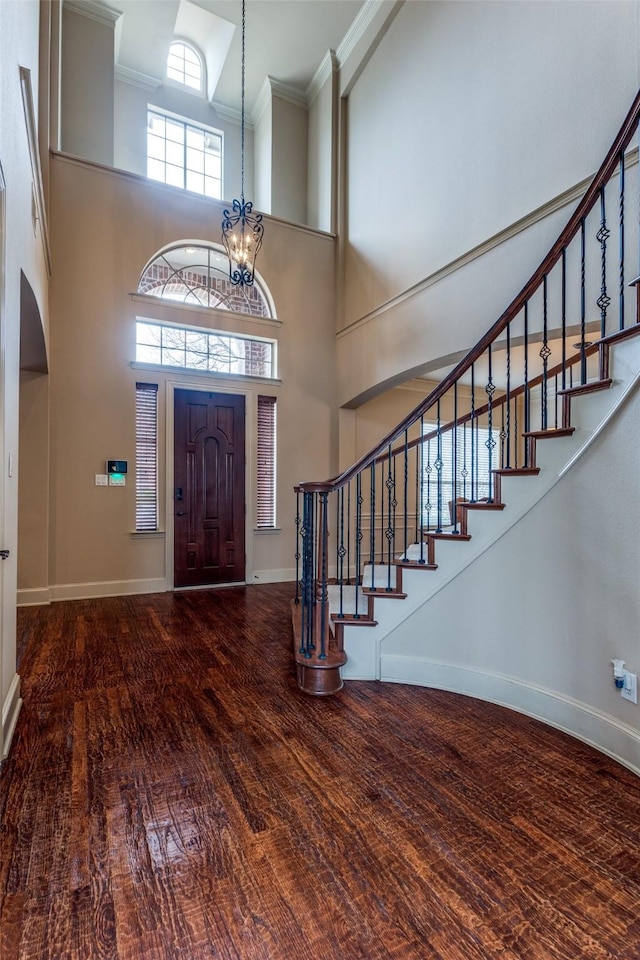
<box><xmin>298</xmin><ymin>88</ymin><xmax>640</xmax><ymax>494</ymax></box>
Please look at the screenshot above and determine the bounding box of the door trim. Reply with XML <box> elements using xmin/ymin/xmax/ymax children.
<box><xmin>165</xmin><ymin>380</ymin><xmax>256</xmax><ymax>591</ymax></box>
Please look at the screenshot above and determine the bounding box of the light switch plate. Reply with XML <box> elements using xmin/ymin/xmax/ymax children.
<box><xmin>95</xmin><ymin>474</ymin><xmax>108</xmax><ymax>486</ymax></box>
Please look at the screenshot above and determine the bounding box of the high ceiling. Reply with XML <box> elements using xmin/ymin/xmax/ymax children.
<box><xmin>96</xmin><ymin>0</ymin><xmax>366</xmax><ymax>116</ymax></box>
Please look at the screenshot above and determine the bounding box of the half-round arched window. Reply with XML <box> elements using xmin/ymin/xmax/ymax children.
<box><xmin>137</xmin><ymin>242</ymin><xmax>274</xmax><ymax>318</ymax></box>
<box><xmin>167</xmin><ymin>40</ymin><xmax>205</xmax><ymax>93</ymax></box>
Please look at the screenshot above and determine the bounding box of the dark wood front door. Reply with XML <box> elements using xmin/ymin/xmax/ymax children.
<box><xmin>174</xmin><ymin>390</ymin><xmax>245</xmax><ymax>587</ymax></box>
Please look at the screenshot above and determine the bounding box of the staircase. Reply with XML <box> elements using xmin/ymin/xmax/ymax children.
<box><xmin>292</xmin><ymin>89</ymin><xmax>640</xmax><ymax>703</ymax></box>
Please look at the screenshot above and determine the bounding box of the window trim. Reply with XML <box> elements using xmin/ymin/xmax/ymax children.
<box><xmin>146</xmin><ymin>106</ymin><xmax>223</xmax><ymax>199</ymax></box>
<box><xmin>166</xmin><ymin>39</ymin><xmax>206</xmax><ymax>95</ymax></box>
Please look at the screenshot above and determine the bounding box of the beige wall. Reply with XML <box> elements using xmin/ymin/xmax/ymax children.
<box><xmin>271</xmin><ymin>95</ymin><xmax>308</xmax><ymax>225</ymax></box>
<box><xmin>18</xmin><ymin>371</ymin><xmax>49</xmax><ymax>597</ymax></box>
<box><xmin>61</xmin><ymin>4</ymin><xmax>115</xmax><ymax>165</ymax></box>
<box><xmin>339</xmin><ymin>0</ymin><xmax>640</xmax><ymax>405</ymax></box>
<box><xmin>45</xmin><ymin>154</ymin><xmax>336</xmax><ymax>597</ymax></box>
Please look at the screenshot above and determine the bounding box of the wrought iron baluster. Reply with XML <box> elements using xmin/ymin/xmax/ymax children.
<box><xmin>500</xmin><ymin>403</ymin><xmax>505</xmax><ymax>469</ymax></box>
<box><xmin>523</xmin><ymin>301</ymin><xmax>530</xmax><ymax>465</ymax></box>
<box><xmin>462</xmin><ymin>421</ymin><xmax>468</xmax><ymax>501</ymax></box>
<box><xmin>300</xmin><ymin>490</ymin><xmax>315</xmax><ymax>657</ymax></box>
<box><xmin>414</xmin><ymin>436</ymin><xmax>420</xmax><ymax>552</ymax></box>
<box><xmin>420</xmin><ymin>418</ymin><xmax>427</xmax><ymax>562</ymax></box>
<box><xmin>403</xmin><ymin>430</ymin><xmax>409</xmax><ymax>560</ymax></box>
<box><xmin>561</xmin><ymin>250</ymin><xmax>567</xmax><ymax>390</ymax></box>
<box><xmin>346</xmin><ymin>482</ymin><xmax>351</xmax><ymax>585</ymax></box>
<box><xmin>369</xmin><ymin>462</ymin><xmax>376</xmax><ymax>590</ymax></box>
<box><xmin>295</xmin><ymin>488</ymin><xmax>301</xmax><ymax>604</ymax></box>
<box><xmin>597</xmin><ymin>186</ymin><xmax>611</xmax><ymax>339</ymax></box>
<box><xmin>554</xmin><ymin>374</ymin><xmax>558</xmax><ymax>429</ymax></box>
<box><xmin>486</xmin><ymin>345</ymin><xmax>495</xmax><ymax>502</ymax></box>
<box><xmin>514</xmin><ymin>398</ymin><xmax>519</xmax><ymax>468</ymax></box>
<box><xmin>337</xmin><ymin>486</ymin><xmax>345</xmax><ymax>618</ymax></box>
<box><xmin>452</xmin><ymin>383</ymin><xmax>458</xmax><ymax>533</ymax></box>
<box><xmin>318</xmin><ymin>492</ymin><xmax>329</xmax><ymax>659</ymax></box>
<box><xmin>470</xmin><ymin>364</ymin><xmax>476</xmax><ymax>501</ymax></box>
<box><xmin>505</xmin><ymin>322</ymin><xmax>511</xmax><ymax>468</ymax></box>
<box><xmin>355</xmin><ymin>473</ymin><xmax>363</xmax><ymax>617</ymax></box>
<box><xmin>540</xmin><ymin>273</ymin><xmax>550</xmax><ymax>429</ymax></box>
<box><xmin>619</xmin><ymin>152</ymin><xmax>625</xmax><ymax>330</ymax></box>
<box><xmin>435</xmin><ymin>401</ymin><xmax>443</xmax><ymax>533</ymax></box>
<box><xmin>385</xmin><ymin>445</ymin><xmax>394</xmax><ymax>589</ymax></box>
<box><xmin>580</xmin><ymin>218</ymin><xmax>587</xmax><ymax>383</ymax></box>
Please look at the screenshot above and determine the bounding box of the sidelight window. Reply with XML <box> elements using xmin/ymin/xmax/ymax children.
<box><xmin>135</xmin><ymin>383</ymin><xmax>159</xmax><ymax>532</ymax></box>
<box><xmin>256</xmin><ymin>396</ymin><xmax>277</xmax><ymax>528</ymax></box>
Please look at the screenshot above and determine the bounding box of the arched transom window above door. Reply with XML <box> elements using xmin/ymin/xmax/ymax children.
<box><xmin>137</xmin><ymin>243</ymin><xmax>274</xmax><ymax>318</ymax></box>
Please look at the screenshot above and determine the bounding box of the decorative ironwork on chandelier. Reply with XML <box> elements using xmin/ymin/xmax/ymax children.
<box><xmin>221</xmin><ymin>0</ymin><xmax>264</xmax><ymax>287</ymax></box>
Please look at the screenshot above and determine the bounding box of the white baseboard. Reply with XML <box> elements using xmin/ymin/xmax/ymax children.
<box><xmin>2</xmin><ymin>673</ymin><xmax>22</xmax><ymax>760</ymax></box>
<box><xmin>250</xmin><ymin>568</ymin><xmax>296</xmax><ymax>584</ymax></box>
<box><xmin>379</xmin><ymin>656</ymin><xmax>640</xmax><ymax>779</ymax></box>
<box><xmin>49</xmin><ymin>577</ymin><xmax>168</xmax><ymax>601</ymax></box>
<box><xmin>17</xmin><ymin>587</ymin><xmax>51</xmax><ymax>607</ymax></box>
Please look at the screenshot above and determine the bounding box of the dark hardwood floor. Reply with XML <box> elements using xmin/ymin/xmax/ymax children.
<box><xmin>2</xmin><ymin>584</ymin><xmax>640</xmax><ymax>959</ymax></box>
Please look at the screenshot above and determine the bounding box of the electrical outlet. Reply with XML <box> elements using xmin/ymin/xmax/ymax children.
<box><xmin>621</xmin><ymin>669</ymin><xmax>638</xmax><ymax>704</ymax></box>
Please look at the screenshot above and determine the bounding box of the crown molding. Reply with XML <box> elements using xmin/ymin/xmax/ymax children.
<box><xmin>336</xmin><ymin>0</ymin><xmax>387</xmax><ymax>66</ymax></box>
<box><xmin>114</xmin><ymin>64</ymin><xmax>162</xmax><ymax>91</ymax></box>
<box><xmin>210</xmin><ymin>101</ymin><xmax>254</xmax><ymax>130</ymax></box>
<box><xmin>306</xmin><ymin>50</ymin><xmax>338</xmax><ymax>106</ymax></box>
<box><xmin>268</xmin><ymin>77</ymin><xmax>308</xmax><ymax>110</ymax></box>
<box><xmin>64</xmin><ymin>0</ymin><xmax>122</xmax><ymax>28</ymax></box>
<box><xmin>252</xmin><ymin>75</ymin><xmax>308</xmax><ymax>128</ymax></box>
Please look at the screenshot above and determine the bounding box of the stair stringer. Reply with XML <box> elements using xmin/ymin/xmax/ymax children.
<box><xmin>340</xmin><ymin>332</ymin><xmax>640</xmax><ymax>698</ymax></box>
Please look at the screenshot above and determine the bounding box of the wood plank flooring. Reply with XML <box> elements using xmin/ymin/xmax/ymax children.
<box><xmin>2</xmin><ymin>584</ymin><xmax>640</xmax><ymax>959</ymax></box>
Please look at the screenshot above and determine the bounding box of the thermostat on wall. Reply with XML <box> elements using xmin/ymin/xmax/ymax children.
<box><xmin>107</xmin><ymin>460</ymin><xmax>128</xmax><ymax>474</ymax></box>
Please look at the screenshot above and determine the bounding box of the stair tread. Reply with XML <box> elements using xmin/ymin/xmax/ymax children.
<box><xmin>523</xmin><ymin>427</ymin><xmax>575</xmax><ymax>439</ymax></box>
<box><xmin>557</xmin><ymin>378</ymin><xmax>612</xmax><ymax>397</ymax></box>
<box><xmin>331</xmin><ymin>613</ymin><xmax>378</xmax><ymax>626</ymax></box>
<box><xmin>461</xmin><ymin>501</ymin><xmax>505</xmax><ymax>511</ymax></box>
<box><xmin>427</xmin><ymin>531</ymin><xmax>472</xmax><ymax>541</ymax></box>
<box><xmin>396</xmin><ymin>560</ymin><xmax>438</xmax><ymax>570</ymax></box>
<box><xmin>493</xmin><ymin>467</ymin><xmax>540</xmax><ymax>476</ymax></box>
<box><xmin>362</xmin><ymin>587</ymin><xmax>407</xmax><ymax>599</ymax></box>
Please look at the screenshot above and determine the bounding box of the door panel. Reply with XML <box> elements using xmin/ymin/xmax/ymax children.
<box><xmin>174</xmin><ymin>390</ymin><xmax>245</xmax><ymax>587</ymax></box>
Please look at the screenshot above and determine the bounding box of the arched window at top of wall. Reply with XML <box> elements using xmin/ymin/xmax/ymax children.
<box><xmin>137</xmin><ymin>242</ymin><xmax>275</xmax><ymax>319</ymax></box>
<box><xmin>166</xmin><ymin>41</ymin><xmax>205</xmax><ymax>94</ymax></box>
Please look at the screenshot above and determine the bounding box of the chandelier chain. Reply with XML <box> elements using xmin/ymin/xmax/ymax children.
<box><xmin>241</xmin><ymin>0</ymin><xmax>246</xmax><ymax>202</ymax></box>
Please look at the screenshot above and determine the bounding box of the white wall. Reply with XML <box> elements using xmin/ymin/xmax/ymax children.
<box><xmin>382</xmin><ymin>373</ymin><xmax>640</xmax><ymax>773</ymax></box>
<box><xmin>339</xmin><ymin>0</ymin><xmax>640</xmax><ymax>405</ymax></box>
<box><xmin>0</xmin><ymin>0</ymin><xmax>49</xmax><ymax>754</ymax></box>
<box><xmin>307</xmin><ymin>64</ymin><xmax>335</xmax><ymax>233</ymax></box>
<box><xmin>271</xmin><ymin>95</ymin><xmax>308</xmax><ymax>225</ymax></box>
<box><xmin>253</xmin><ymin>95</ymin><xmax>272</xmax><ymax>215</ymax></box>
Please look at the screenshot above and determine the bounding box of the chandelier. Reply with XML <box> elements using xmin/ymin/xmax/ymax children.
<box><xmin>221</xmin><ymin>0</ymin><xmax>264</xmax><ymax>287</ymax></box>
